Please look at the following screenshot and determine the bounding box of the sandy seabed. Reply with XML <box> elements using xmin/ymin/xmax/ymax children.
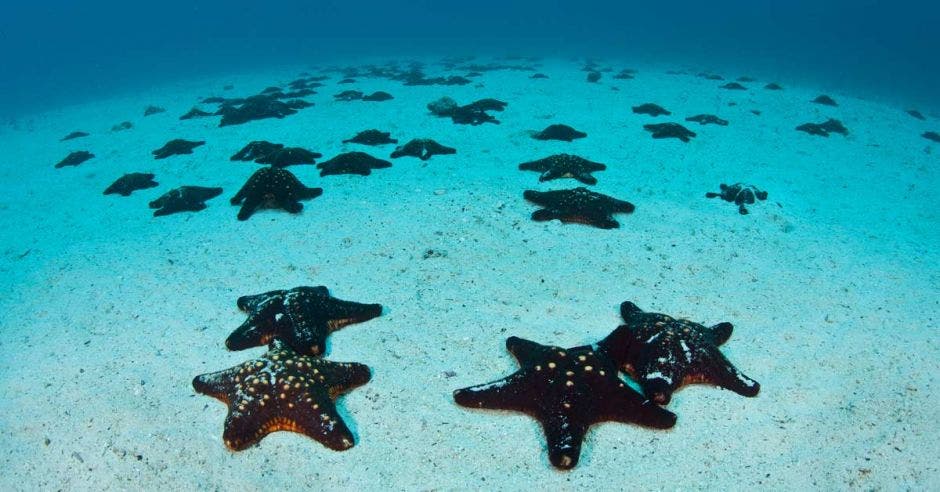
<box><xmin>0</xmin><ymin>58</ymin><xmax>937</xmax><ymax>490</ymax></box>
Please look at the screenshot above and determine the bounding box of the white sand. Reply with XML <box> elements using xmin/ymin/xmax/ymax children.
<box><xmin>0</xmin><ymin>58</ymin><xmax>937</xmax><ymax>490</ymax></box>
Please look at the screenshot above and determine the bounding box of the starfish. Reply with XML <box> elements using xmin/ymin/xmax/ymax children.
<box><xmin>764</xmin><ymin>82</ymin><xmax>784</xmax><ymax>90</ymax></box>
<box><xmin>924</xmin><ymin>131</ymin><xmax>940</xmax><ymax>143</ymax></box>
<box><xmin>531</xmin><ymin>124</ymin><xmax>587</xmax><ymax>142</ymax></box>
<box><xmin>226</xmin><ymin>286</ymin><xmax>383</xmax><ymax>356</ymax></box>
<box><xmin>218</xmin><ymin>95</ymin><xmax>305</xmax><ymax>127</ymax></box>
<box><xmin>334</xmin><ymin>90</ymin><xmax>364</xmax><ymax>101</ymax></box>
<box><xmin>103</xmin><ymin>173</ymin><xmax>158</xmax><ymax>196</ymax></box>
<box><xmin>518</xmin><ymin>154</ymin><xmax>606</xmax><ymax>185</ymax></box>
<box><xmin>907</xmin><ymin>109</ymin><xmax>926</xmax><ymax>121</ymax></box>
<box><xmin>453</xmin><ymin>336</ymin><xmax>676</xmax><ymax>469</ymax></box>
<box><xmin>812</xmin><ymin>94</ymin><xmax>838</xmax><ymax>106</ymax></box>
<box><xmin>230</xmin><ymin>141</ymin><xmax>285</xmax><ymax>162</ymax></box>
<box><xmin>643</xmin><ymin>123</ymin><xmax>696</xmax><ymax>142</ymax></box>
<box><xmin>55</xmin><ymin>150</ymin><xmax>94</xmax><ymax>168</ymax></box>
<box><xmin>144</xmin><ymin>105</ymin><xmax>166</xmax><ymax>116</ymax></box>
<box><xmin>632</xmin><ymin>103</ymin><xmax>671</xmax><ymax>117</ymax></box>
<box><xmin>705</xmin><ymin>183</ymin><xmax>768</xmax><ymax>215</ymax></box>
<box><xmin>362</xmin><ymin>91</ymin><xmax>394</xmax><ymax>101</ymax></box>
<box><xmin>598</xmin><ymin>301</ymin><xmax>760</xmax><ymax>405</ymax></box>
<box><xmin>685</xmin><ymin>114</ymin><xmax>729</xmax><ymax>126</ymax></box>
<box><xmin>255</xmin><ymin>147</ymin><xmax>322</xmax><ymax>167</ymax></box>
<box><xmin>149</xmin><ymin>186</ymin><xmax>223</xmax><ymax>216</ymax></box>
<box><xmin>230</xmin><ymin>167</ymin><xmax>323</xmax><ymax>221</ymax></box>
<box><xmin>316</xmin><ymin>152</ymin><xmax>392</xmax><ymax>176</ymax></box>
<box><xmin>389</xmin><ymin>139</ymin><xmax>457</xmax><ymax>161</ymax></box>
<box><xmin>152</xmin><ymin>139</ymin><xmax>205</xmax><ymax>159</ymax></box>
<box><xmin>523</xmin><ymin>187</ymin><xmax>634</xmax><ymax>229</ymax></box>
<box><xmin>192</xmin><ymin>339</ymin><xmax>371</xmax><ymax>451</ymax></box>
<box><xmin>61</xmin><ymin>131</ymin><xmax>89</xmax><ymax>141</ymax></box>
<box><xmin>796</xmin><ymin>118</ymin><xmax>848</xmax><ymax>137</ymax></box>
<box><xmin>342</xmin><ymin>130</ymin><xmax>398</xmax><ymax>146</ymax></box>
<box><xmin>720</xmin><ymin>82</ymin><xmax>747</xmax><ymax>90</ymax></box>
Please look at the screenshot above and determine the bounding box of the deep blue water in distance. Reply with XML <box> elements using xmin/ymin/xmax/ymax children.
<box><xmin>2</xmin><ymin>0</ymin><xmax>939</xmax><ymax>117</ymax></box>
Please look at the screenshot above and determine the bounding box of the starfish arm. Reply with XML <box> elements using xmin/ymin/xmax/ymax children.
<box><xmin>698</xmin><ymin>347</ymin><xmax>760</xmax><ymax>397</ymax></box>
<box><xmin>236</xmin><ymin>194</ymin><xmax>262</xmax><ymax>221</ymax></box>
<box><xmin>229</xmin><ymin>181</ymin><xmax>250</xmax><ymax>205</ymax></box>
<box><xmin>300</xmin><ymin>187</ymin><xmax>323</xmax><ymax>200</ymax></box>
<box><xmin>237</xmin><ymin>291</ymin><xmax>286</xmax><ymax>312</ymax></box>
<box><xmin>531</xmin><ymin>208</ymin><xmax>560</xmax><ymax>222</ymax></box>
<box><xmin>595</xmin><ymin>325</ymin><xmax>636</xmax><ymax>367</ymax></box>
<box><xmin>505</xmin><ymin>336</ymin><xmax>555</xmax><ymax>366</ymax></box>
<box><xmin>277</xmin><ymin>196</ymin><xmax>303</xmax><ymax>214</ymax></box>
<box><xmin>604</xmin><ymin>387</ymin><xmax>677</xmax><ymax>429</ymax></box>
<box><xmin>453</xmin><ymin>372</ymin><xmax>532</xmax><ymax>412</ymax></box>
<box><xmin>192</xmin><ymin>366</ymin><xmax>242</xmax><ymax>402</ymax></box>
<box><xmin>225</xmin><ymin>317</ymin><xmax>276</xmax><ymax>350</ymax></box>
<box><xmin>707</xmin><ymin>322</ymin><xmax>734</xmax><ymax>346</ymax></box>
<box><xmin>540</xmin><ymin>412</ymin><xmax>588</xmax><ymax>469</ymax></box>
<box><xmin>315</xmin><ymin>361</ymin><xmax>373</xmax><ymax>393</ymax></box>
<box><xmin>620</xmin><ymin>301</ymin><xmax>644</xmax><ymax>320</ymax></box>
<box><xmin>322</xmin><ymin>299</ymin><xmax>384</xmax><ymax>330</ymax></box>
<box><xmin>288</xmin><ymin>400</ymin><xmax>358</xmax><ymax>451</ymax></box>
<box><xmin>586</xmin><ymin>212</ymin><xmax>619</xmax><ymax>229</ymax></box>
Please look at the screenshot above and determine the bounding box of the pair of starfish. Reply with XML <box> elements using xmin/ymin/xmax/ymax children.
<box><xmin>192</xmin><ymin>286</ymin><xmax>383</xmax><ymax>451</ymax></box>
<box><xmin>453</xmin><ymin>301</ymin><xmax>760</xmax><ymax>469</ymax></box>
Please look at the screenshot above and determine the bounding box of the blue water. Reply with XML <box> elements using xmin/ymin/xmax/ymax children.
<box><xmin>2</xmin><ymin>0</ymin><xmax>939</xmax><ymax>117</ymax></box>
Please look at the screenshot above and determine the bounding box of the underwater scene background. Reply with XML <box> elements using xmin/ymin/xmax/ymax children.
<box><xmin>0</xmin><ymin>0</ymin><xmax>937</xmax><ymax>490</ymax></box>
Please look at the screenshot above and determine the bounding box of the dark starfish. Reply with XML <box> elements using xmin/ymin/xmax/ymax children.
<box><xmin>334</xmin><ymin>90</ymin><xmax>364</xmax><ymax>101</ymax></box>
<box><xmin>685</xmin><ymin>114</ymin><xmax>729</xmax><ymax>126</ymax></box>
<box><xmin>149</xmin><ymin>186</ymin><xmax>223</xmax><ymax>216</ymax></box>
<box><xmin>613</xmin><ymin>69</ymin><xmax>635</xmax><ymax>80</ymax></box>
<box><xmin>764</xmin><ymin>82</ymin><xmax>783</xmax><ymax>90</ymax></box>
<box><xmin>906</xmin><ymin>109</ymin><xmax>926</xmax><ymax>121</ymax></box>
<box><xmin>705</xmin><ymin>183</ymin><xmax>768</xmax><ymax>215</ymax></box>
<box><xmin>218</xmin><ymin>95</ymin><xmax>305</xmax><ymax>127</ymax></box>
<box><xmin>530</xmin><ymin>73</ymin><xmax>549</xmax><ymax>79</ymax></box>
<box><xmin>632</xmin><ymin>103</ymin><xmax>671</xmax><ymax>117</ymax></box>
<box><xmin>152</xmin><ymin>139</ymin><xmax>205</xmax><ymax>159</ymax></box>
<box><xmin>343</xmin><ymin>130</ymin><xmax>398</xmax><ymax>146</ymax></box>
<box><xmin>523</xmin><ymin>187</ymin><xmax>634</xmax><ymax>229</ymax></box>
<box><xmin>796</xmin><ymin>118</ymin><xmax>848</xmax><ymax>137</ymax></box>
<box><xmin>532</xmin><ymin>124</ymin><xmax>587</xmax><ymax>142</ymax></box>
<box><xmin>362</xmin><ymin>91</ymin><xmax>394</xmax><ymax>101</ymax></box>
<box><xmin>55</xmin><ymin>150</ymin><xmax>94</xmax><ymax>168</ymax></box>
<box><xmin>230</xmin><ymin>141</ymin><xmax>285</xmax><ymax>162</ymax></box>
<box><xmin>720</xmin><ymin>82</ymin><xmax>747</xmax><ymax>90</ymax></box>
<box><xmin>451</xmin><ymin>105</ymin><xmax>499</xmax><ymax>125</ymax></box>
<box><xmin>256</xmin><ymin>147</ymin><xmax>323</xmax><ymax>167</ymax></box>
<box><xmin>518</xmin><ymin>154</ymin><xmax>606</xmax><ymax>185</ymax></box>
<box><xmin>924</xmin><ymin>131</ymin><xmax>940</xmax><ymax>143</ymax></box>
<box><xmin>453</xmin><ymin>335</ymin><xmax>676</xmax><ymax>469</ymax></box>
<box><xmin>180</xmin><ymin>107</ymin><xmax>214</xmax><ymax>120</ymax></box>
<box><xmin>812</xmin><ymin>95</ymin><xmax>838</xmax><ymax>106</ymax></box>
<box><xmin>586</xmin><ymin>71</ymin><xmax>602</xmax><ymax>83</ymax></box>
<box><xmin>226</xmin><ymin>286</ymin><xmax>383</xmax><ymax>356</ymax></box>
<box><xmin>316</xmin><ymin>152</ymin><xmax>392</xmax><ymax>176</ymax></box>
<box><xmin>103</xmin><ymin>173</ymin><xmax>158</xmax><ymax>196</ymax></box>
<box><xmin>144</xmin><ymin>105</ymin><xmax>166</xmax><ymax>116</ymax></box>
<box><xmin>643</xmin><ymin>123</ymin><xmax>696</xmax><ymax>142</ymax></box>
<box><xmin>427</xmin><ymin>96</ymin><xmax>458</xmax><ymax>116</ymax></box>
<box><xmin>338</xmin><ymin>78</ymin><xmax>356</xmax><ymax>84</ymax></box>
<box><xmin>462</xmin><ymin>98</ymin><xmax>508</xmax><ymax>113</ymax></box>
<box><xmin>598</xmin><ymin>301</ymin><xmax>760</xmax><ymax>405</ymax></box>
<box><xmin>193</xmin><ymin>339</ymin><xmax>371</xmax><ymax>451</ymax></box>
<box><xmin>111</xmin><ymin>121</ymin><xmax>133</xmax><ymax>132</ymax></box>
<box><xmin>389</xmin><ymin>139</ymin><xmax>457</xmax><ymax>161</ymax></box>
<box><xmin>61</xmin><ymin>131</ymin><xmax>89</xmax><ymax>141</ymax></box>
<box><xmin>230</xmin><ymin>167</ymin><xmax>323</xmax><ymax>221</ymax></box>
